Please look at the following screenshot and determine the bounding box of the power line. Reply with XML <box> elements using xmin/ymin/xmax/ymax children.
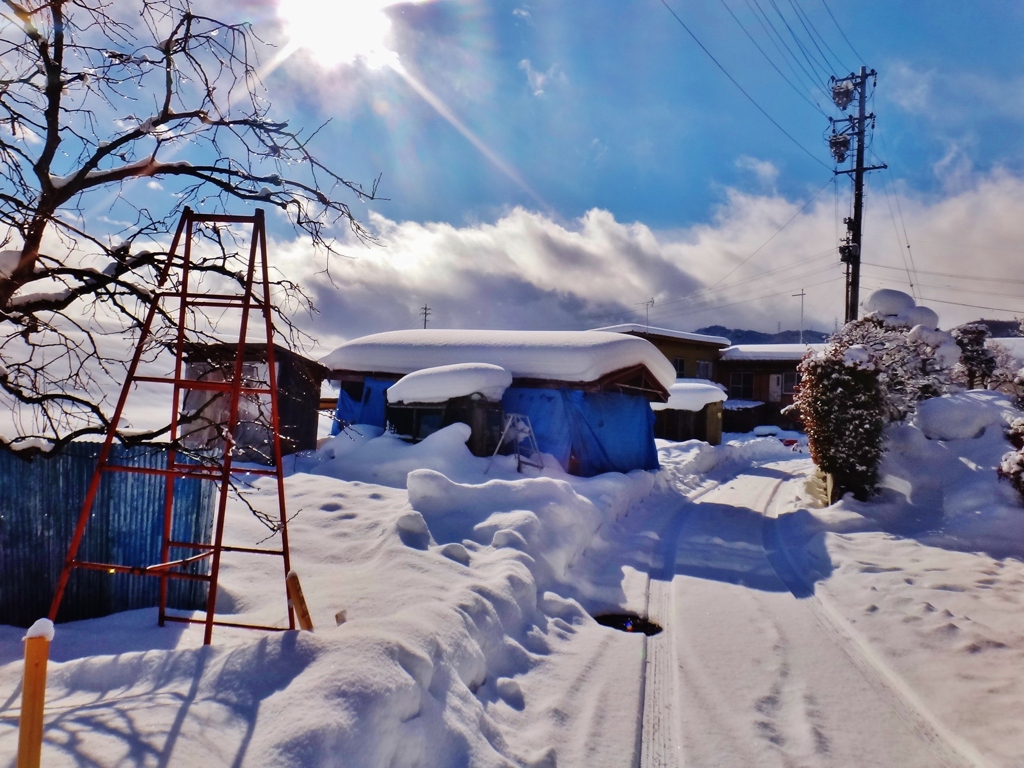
<box><xmin>717</xmin><ymin>0</ymin><xmax>829</xmax><ymax>116</ymax></box>
<box><xmin>788</xmin><ymin>0</ymin><xmax>849</xmax><ymax>73</ymax></box>
<box><xmin>746</xmin><ymin>0</ymin><xmax>831</xmax><ymax>101</ymax></box>
<box><xmin>766</xmin><ymin>0</ymin><xmax>831</xmax><ymax>86</ymax></box>
<box><xmin>818</xmin><ymin>0</ymin><xmax>863</xmax><ymax>64</ymax></box>
<box><xmin>862</xmin><ymin>261</ymin><xmax>1024</xmax><ymax>286</ymax></box>
<box><xmin>658</xmin><ymin>0</ymin><xmax>833</xmax><ymax>170</ymax></box>
<box><xmin>702</xmin><ymin>176</ymin><xmax>834</xmax><ymax>293</ymax></box>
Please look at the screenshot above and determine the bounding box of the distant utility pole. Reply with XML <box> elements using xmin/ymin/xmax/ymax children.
<box><xmin>828</xmin><ymin>66</ymin><xmax>887</xmax><ymax>324</ymax></box>
<box><xmin>644</xmin><ymin>298</ymin><xmax>655</xmax><ymax>332</ymax></box>
<box><xmin>792</xmin><ymin>289</ymin><xmax>806</xmax><ymax>343</ymax></box>
<box><xmin>420</xmin><ymin>304</ymin><xmax>431</xmax><ymax>329</ymax></box>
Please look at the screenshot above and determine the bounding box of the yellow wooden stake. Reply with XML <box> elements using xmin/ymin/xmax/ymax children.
<box><xmin>286</xmin><ymin>571</ymin><xmax>314</xmax><ymax>631</ymax></box>
<box><xmin>17</xmin><ymin>624</ymin><xmax>52</xmax><ymax>768</ymax></box>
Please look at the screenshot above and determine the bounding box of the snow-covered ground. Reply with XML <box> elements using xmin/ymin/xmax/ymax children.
<box><xmin>2</xmin><ymin>396</ymin><xmax>1024</xmax><ymax>766</ymax></box>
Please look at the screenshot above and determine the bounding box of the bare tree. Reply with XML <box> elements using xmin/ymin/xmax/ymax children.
<box><xmin>0</xmin><ymin>0</ymin><xmax>376</xmax><ymax>449</ymax></box>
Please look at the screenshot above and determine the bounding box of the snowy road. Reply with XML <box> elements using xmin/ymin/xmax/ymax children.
<box><xmin>638</xmin><ymin>461</ymin><xmax>980</xmax><ymax>768</ymax></box>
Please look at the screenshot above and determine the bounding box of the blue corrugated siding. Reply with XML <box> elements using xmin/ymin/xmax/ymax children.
<box><xmin>0</xmin><ymin>442</ymin><xmax>216</xmax><ymax>627</ymax></box>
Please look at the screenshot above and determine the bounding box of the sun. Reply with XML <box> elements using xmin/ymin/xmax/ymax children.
<box><xmin>276</xmin><ymin>0</ymin><xmax>423</xmax><ymax>70</ymax></box>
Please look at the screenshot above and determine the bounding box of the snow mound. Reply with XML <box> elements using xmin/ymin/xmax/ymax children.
<box><xmin>652</xmin><ymin>379</ymin><xmax>727</xmax><ymax>412</ymax></box>
<box><xmin>861</xmin><ymin>289</ymin><xmax>940</xmax><ymax>330</ymax></box>
<box><xmin>913</xmin><ymin>391</ymin><xmax>1017</xmax><ymax>441</ymax></box>
<box><xmin>387</xmin><ymin>363</ymin><xmax>512</xmax><ymax>404</ymax></box>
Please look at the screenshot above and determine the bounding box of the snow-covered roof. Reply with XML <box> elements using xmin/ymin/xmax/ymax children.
<box><xmin>591</xmin><ymin>324</ymin><xmax>731</xmax><ymax>347</ymax></box>
<box><xmin>321</xmin><ymin>329</ymin><xmax>678</xmax><ymax>392</ymax></box>
<box><xmin>387</xmin><ymin>363</ymin><xmax>513</xmax><ymax>405</ymax></box>
<box><xmin>651</xmin><ymin>379</ymin><xmax>728</xmax><ymax>412</ymax></box>
<box><xmin>719</xmin><ymin>344</ymin><xmax>825</xmax><ymax>361</ymax></box>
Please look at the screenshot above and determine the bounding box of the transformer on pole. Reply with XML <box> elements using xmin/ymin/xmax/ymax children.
<box><xmin>829</xmin><ymin>66</ymin><xmax>887</xmax><ymax>323</ymax></box>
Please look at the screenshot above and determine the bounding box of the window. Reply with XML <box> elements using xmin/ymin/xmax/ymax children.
<box><xmin>729</xmin><ymin>372</ymin><xmax>754</xmax><ymax>400</ymax></box>
<box><xmin>673</xmin><ymin>358</ymin><xmax>687</xmax><ymax>377</ymax></box>
<box><xmin>696</xmin><ymin>360</ymin><xmax>713</xmax><ymax>380</ymax></box>
<box><xmin>782</xmin><ymin>371</ymin><xmax>800</xmax><ymax>395</ymax></box>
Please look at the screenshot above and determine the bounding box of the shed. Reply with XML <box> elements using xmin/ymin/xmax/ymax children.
<box><xmin>652</xmin><ymin>380</ymin><xmax>727</xmax><ymax>445</ymax></box>
<box><xmin>321</xmin><ymin>330</ymin><xmax>676</xmax><ymax>477</ymax></box>
<box><xmin>593</xmin><ymin>324</ymin><xmax>731</xmax><ymax>379</ymax></box>
<box><xmin>182</xmin><ymin>343</ymin><xmax>327</xmax><ymax>460</ymax></box>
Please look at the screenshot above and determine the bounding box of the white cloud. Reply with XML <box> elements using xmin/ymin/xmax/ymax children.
<box><xmin>735</xmin><ymin>156</ymin><xmax>779</xmax><ymax>187</ymax></box>
<box><xmin>512</xmin><ymin>7</ymin><xmax>531</xmax><ymax>20</ymax></box>
<box><xmin>273</xmin><ymin>170</ymin><xmax>1024</xmax><ymax>353</ymax></box>
<box><xmin>518</xmin><ymin>59</ymin><xmax>564</xmax><ymax>97</ymax></box>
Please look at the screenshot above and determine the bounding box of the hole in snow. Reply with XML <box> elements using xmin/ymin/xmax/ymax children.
<box><xmin>593</xmin><ymin>613</ymin><xmax>662</xmax><ymax>636</ymax></box>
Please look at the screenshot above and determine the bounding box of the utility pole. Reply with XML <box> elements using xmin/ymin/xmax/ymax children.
<box><xmin>420</xmin><ymin>303</ymin><xmax>431</xmax><ymax>329</ymax></box>
<box><xmin>828</xmin><ymin>66</ymin><xmax>886</xmax><ymax>324</ymax></box>
<box><xmin>792</xmin><ymin>289</ymin><xmax>805</xmax><ymax>343</ymax></box>
<box><xmin>644</xmin><ymin>298</ymin><xmax>655</xmax><ymax>332</ymax></box>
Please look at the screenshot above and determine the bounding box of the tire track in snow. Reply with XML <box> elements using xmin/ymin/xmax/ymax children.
<box><xmin>763</xmin><ymin>463</ymin><xmax>991</xmax><ymax>768</ymax></box>
<box><xmin>638</xmin><ymin>462</ymin><xmax>984</xmax><ymax>767</ymax></box>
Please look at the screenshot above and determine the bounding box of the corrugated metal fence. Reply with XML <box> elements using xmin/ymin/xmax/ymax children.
<box><xmin>0</xmin><ymin>442</ymin><xmax>215</xmax><ymax>627</ymax></box>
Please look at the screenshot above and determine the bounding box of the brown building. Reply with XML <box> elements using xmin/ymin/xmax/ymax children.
<box><xmin>592</xmin><ymin>324</ymin><xmax>731</xmax><ymax>380</ymax></box>
<box><xmin>714</xmin><ymin>344</ymin><xmax>823</xmax><ymax>431</ymax></box>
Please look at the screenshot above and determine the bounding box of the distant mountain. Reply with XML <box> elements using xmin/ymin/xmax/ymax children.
<box><xmin>696</xmin><ymin>325</ymin><xmax>831</xmax><ymax>345</ymax></box>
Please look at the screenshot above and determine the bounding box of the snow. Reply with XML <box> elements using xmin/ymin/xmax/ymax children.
<box><xmin>723</xmin><ymin>398</ymin><xmax>762</xmax><ymax>410</ymax></box>
<box><xmin>843</xmin><ymin>344</ymin><xmax>874</xmax><ymax>370</ymax></box>
<box><xmin>907</xmin><ymin>324</ymin><xmax>961</xmax><ymax>368</ymax></box>
<box><xmin>23</xmin><ymin>618</ymin><xmax>54</xmax><ymax>642</ymax></box>
<box><xmin>4</xmin><ymin>382</ymin><xmax>1024</xmax><ymax>765</ymax></box>
<box><xmin>651</xmin><ymin>379</ymin><xmax>727</xmax><ymax>412</ymax></box>
<box><xmin>912</xmin><ymin>390</ymin><xmax>1017</xmax><ymax>441</ymax></box>
<box><xmin>719</xmin><ymin>343</ymin><xmax>824</xmax><ymax>361</ymax></box>
<box><xmin>321</xmin><ymin>329</ymin><xmax>678</xmax><ymax>392</ymax></box>
<box><xmin>386</xmin><ymin>363</ymin><xmax>512</xmax><ymax>404</ymax></box>
<box><xmin>590</xmin><ymin>323</ymin><xmax>731</xmax><ymax>346</ymax></box>
<box><xmin>861</xmin><ymin>289</ymin><xmax>940</xmax><ymax>329</ymax></box>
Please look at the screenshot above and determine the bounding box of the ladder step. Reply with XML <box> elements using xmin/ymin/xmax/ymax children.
<box><xmin>71</xmin><ymin>560</ymin><xmax>212</xmax><ymax>581</ymax></box>
<box><xmin>162</xmin><ymin>615</ymin><xmax>289</xmax><ymax>632</ymax></box>
<box><xmin>135</xmin><ymin>376</ymin><xmax>272</xmax><ymax>395</ymax></box>
<box><xmin>167</xmin><ymin>540</ymin><xmax>285</xmax><ymax>556</ymax></box>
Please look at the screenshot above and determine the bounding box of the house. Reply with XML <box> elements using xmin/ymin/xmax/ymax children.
<box><xmin>591</xmin><ymin>324</ymin><xmax>731</xmax><ymax>379</ymax></box>
<box><xmin>320</xmin><ymin>329</ymin><xmax>676</xmax><ymax>477</ymax></box>
<box><xmin>181</xmin><ymin>342</ymin><xmax>327</xmax><ymax>459</ymax></box>
<box><xmin>714</xmin><ymin>343</ymin><xmax>824</xmax><ymax>431</ymax></box>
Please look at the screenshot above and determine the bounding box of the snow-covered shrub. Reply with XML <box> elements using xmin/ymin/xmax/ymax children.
<box><xmin>951</xmin><ymin>322</ymin><xmax>997</xmax><ymax>389</ymax></box>
<box><xmin>795</xmin><ymin>352</ymin><xmax>886</xmax><ymax>502</ymax></box>
<box><xmin>828</xmin><ymin>316</ymin><xmax>958</xmax><ymax>422</ymax></box>
<box><xmin>999</xmin><ymin>417</ymin><xmax>1024</xmax><ymax>502</ymax></box>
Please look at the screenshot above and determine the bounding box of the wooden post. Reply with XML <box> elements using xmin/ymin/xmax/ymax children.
<box><xmin>17</xmin><ymin>620</ymin><xmax>53</xmax><ymax>768</ymax></box>
<box><xmin>286</xmin><ymin>571</ymin><xmax>314</xmax><ymax>631</ymax></box>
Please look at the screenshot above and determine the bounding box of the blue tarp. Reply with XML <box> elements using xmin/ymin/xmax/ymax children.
<box><xmin>501</xmin><ymin>387</ymin><xmax>658</xmax><ymax>477</ymax></box>
<box><xmin>331</xmin><ymin>377</ymin><xmax>392</xmax><ymax>434</ymax></box>
<box><xmin>332</xmin><ymin>380</ymin><xmax>659</xmax><ymax>476</ymax></box>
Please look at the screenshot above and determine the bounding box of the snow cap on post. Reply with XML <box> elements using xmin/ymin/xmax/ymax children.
<box><xmin>23</xmin><ymin>618</ymin><xmax>55</xmax><ymax>642</ymax></box>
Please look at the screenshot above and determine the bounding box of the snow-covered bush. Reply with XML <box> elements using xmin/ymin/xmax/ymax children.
<box><xmin>999</xmin><ymin>417</ymin><xmax>1024</xmax><ymax>501</ymax></box>
<box><xmin>795</xmin><ymin>353</ymin><xmax>886</xmax><ymax>502</ymax></box>
<box><xmin>829</xmin><ymin>316</ymin><xmax>958</xmax><ymax>422</ymax></box>
<box><xmin>951</xmin><ymin>322</ymin><xmax>997</xmax><ymax>389</ymax></box>
<box><xmin>794</xmin><ymin>290</ymin><xmax>962</xmax><ymax>502</ymax></box>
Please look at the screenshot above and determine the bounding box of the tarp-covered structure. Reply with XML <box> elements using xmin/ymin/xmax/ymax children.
<box><xmin>321</xmin><ymin>330</ymin><xmax>676</xmax><ymax>477</ymax></box>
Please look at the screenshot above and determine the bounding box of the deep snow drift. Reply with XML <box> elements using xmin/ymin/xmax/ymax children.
<box><xmin>1</xmin><ymin>391</ymin><xmax>1023</xmax><ymax>766</ymax></box>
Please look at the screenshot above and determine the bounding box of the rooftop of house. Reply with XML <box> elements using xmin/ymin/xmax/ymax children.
<box><xmin>719</xmin><ymin>343</ymin><xmax>825</xmax><ymax>361</ymax></box>
<box><xmin>592</xmin><ymin>323</ymin><xmax>732</xmax><ymax>347</ymax></box>
<box><xmin>320</xmin><ymin>329</ymin><xmax>678</xmax><ymax>392</ymax></box>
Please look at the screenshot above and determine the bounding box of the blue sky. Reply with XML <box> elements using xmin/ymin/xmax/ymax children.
<box><xmin>195</xmin><ymin>1</ymin><xmax>1024</xmax><ymax>341</ymax></box>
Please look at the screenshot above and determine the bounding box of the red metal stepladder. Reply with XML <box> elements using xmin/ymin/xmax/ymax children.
<box><xmin>48</xmin><ymin>207</ymin><xmax>295</xmax><ymax>644</ymax></box>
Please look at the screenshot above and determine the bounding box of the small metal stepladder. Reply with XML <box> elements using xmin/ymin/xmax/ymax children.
<box><xmin>490</xmin><ymin>413</ymin><xmax>544</xmax><ymax>473</ymax></box>
<box><xmin>48</xmin><ymin>207</ymin><xmax>295</xmax><ymax>644</ymax></box>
